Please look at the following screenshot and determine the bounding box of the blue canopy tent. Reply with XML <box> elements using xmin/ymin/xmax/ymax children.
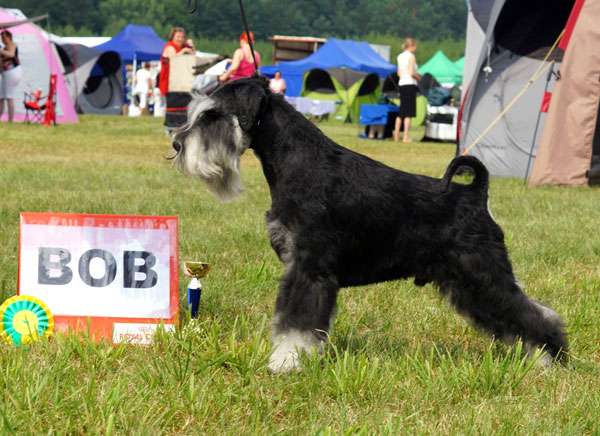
<box><xmin>95</xmin><ymin>24</ymin><xmax>165</xmax><ymax>63</ymax></box>
<box><xmin>95</xmin><ymin>24</ymin><xmax>165</xmax><ymax>107</ymax></box>
<box><xmin>260</xmin><ymin>38</ymin><xmax>396</xmax><ymax>96</ymax></box>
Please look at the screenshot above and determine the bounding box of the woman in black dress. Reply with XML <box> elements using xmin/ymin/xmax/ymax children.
<box><xmin>394</xmin><ymin>38</ymin><xmax>420</xmax><ymax>143</ymax></box>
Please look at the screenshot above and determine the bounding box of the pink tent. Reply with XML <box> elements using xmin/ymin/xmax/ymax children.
<box><xmin>0</xmin><ymin>9</ymin><xmax>78</xmax><ymax>123</ymax></box>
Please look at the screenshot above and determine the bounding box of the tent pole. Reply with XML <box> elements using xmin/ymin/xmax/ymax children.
<box><xmin>132</xmin><ymin>54</ymin><xmax>138</xmax><ymax>96</ymax></box>
<box><xmin>131</xmin><ymin>54</ymin><xmax>138</xmax><ymax>113</ymax></box>
<box><xmin>344</xmin><ymin>68</ymin><xmax>350</xmax><ymax>122</ymax></box>
<box><xmin>47</xmin><ymin>13</ymin><xmax>53</xmax><ymax>75</ymax></box>
<box><xmin>524</xmin><ymin>61</ymin><xmax>555</xmax><ymax>183</ymax></box>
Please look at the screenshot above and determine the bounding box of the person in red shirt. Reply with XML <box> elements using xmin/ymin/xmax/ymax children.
<box><xmin>219</xmin><ymin>32</ymin><xmax>261</xmax><ymax>83</ymax></box>
<box><xmin>159</xmin><ymin>27</ymin><xmax>194</xmax><ymax>96</ymax></box>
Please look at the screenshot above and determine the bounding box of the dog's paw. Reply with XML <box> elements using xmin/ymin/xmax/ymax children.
<box><xmin>268</xmin><ymin>348</ymin><xmax>301</xmax><ymax>373</ymax></box>
<box><xmin>268</xmin><ymin>329</ymin><xmax>322</xmax><ymax>374</ymax></box>
<box><xmin>535</xmin><ymin>352</ymin><xmax>554</xmax><ymax>368</ymax></box>
<box><xmin>525</xmin><ymin>344</ymin><xmax>554</xmax><ymax>368</ymax></box>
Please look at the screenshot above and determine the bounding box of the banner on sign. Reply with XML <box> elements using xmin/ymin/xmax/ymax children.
<box><xmin>18</xmin><ymin>212</ymin><xmax>179</xmax><ymax>343</ymax></box>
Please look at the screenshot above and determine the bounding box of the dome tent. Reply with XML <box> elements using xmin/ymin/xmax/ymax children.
<box><xmin>56</xmin><ymin>43</ymin><xmax>123</xmax><ymax>115</ymax></box>
<box><xmin>261</xmin><ymin>38</ymin><xmax>395</xmax><ymax>97</ymax></box>
<box><xmin>0</xmin><ymin>8</ymin><xmax>78</xmax><ymax>123</ymax></box>
<box><xmin>459</xmin><ymin>0</ymin><xmax>600</xmax><ymax>186</ymax></box>
<box><xmin>462</xmin><ymin>0</ymin><xmax>494</xmax><ymax>94</ymax></box>
<box><xmin>302</xmin><ymin>67</ymin><xmax>381</xmax><ymax>122</ymax></box>
<box><xmin>78</xmin><ymin>51</ymin><xmax>123</xmax><ymax>114</ymax></box>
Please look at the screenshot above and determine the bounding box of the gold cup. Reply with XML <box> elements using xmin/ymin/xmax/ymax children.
<box><xmin>184</xmin><ymin>261</ymin><xmax>211</xmax><ymax>278</ymax></box>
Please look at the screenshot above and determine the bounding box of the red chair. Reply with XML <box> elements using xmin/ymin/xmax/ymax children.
<box><xmin>22</xmin><ymin>74</ymin><xmax>58</xmax><ymax>126</ymax></box>
<box><xmin>42</xmin><ymin>74</ymin><xmax>57</xmax><ymax>126</ymax></box>
<box><xmin>23</xmin><ymin>88</ymin><xmax>46</xmax><ymax>124</ymax></box>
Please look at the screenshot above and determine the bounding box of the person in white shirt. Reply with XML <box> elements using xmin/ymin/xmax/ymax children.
<box><xmin>269</xmin><ymin>71</ymin><xmax>286</xmax><ymax>95</ymax></box>
<box><xmin>394</xmin><ymin>38</ymin><xmax>420</xmax><ymax>143</ymax></box>
<box><xmin>0</xmin><ymin>30</ymin><xmax>22</xmax><ymax>123</ymax></box>
<box><xmin>133</xmin><ymin>62</ymin><xmax>154</xmax><ymax>113</ymax></box>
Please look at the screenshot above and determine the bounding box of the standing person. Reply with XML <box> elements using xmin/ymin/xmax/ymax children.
<box><xmin>159</xmin><ymin>27</ymin><xmax>194</xmax><ymax>97</ymax></box>
<box><xmin>0</xmin><ymin>30</ymin><xmax>23</xmax><ymax>123</ymax></box>
<box><xmin>219</xmin><ymin>32</ymin><xmax>261</xmax><ymax>83</ymax></box>
<box><xmin>269</xmin><ymin>71</ymin><xmax>286</xmax><ymax>94</ymax></box>
<box><xmin>394</xmin><ymin>37</ymin><xmax>420</xmax><ymax>143</ymax></box>
<box><xmin>133</xmin><ymin>62</ymin><xmax>154</xmax><ymax>114</ymax></box>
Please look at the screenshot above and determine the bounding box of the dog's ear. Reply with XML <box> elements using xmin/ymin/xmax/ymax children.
<box><xmin>233</xmin><ymin>79</ymin><xmax>269</xmax><ymax>131</ymax></box>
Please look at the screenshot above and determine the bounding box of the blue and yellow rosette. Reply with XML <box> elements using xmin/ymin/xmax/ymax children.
<box><xmin>0</xmin><ymin>295</ymin><xmax>54</xmax><ymax>345</ymax></box>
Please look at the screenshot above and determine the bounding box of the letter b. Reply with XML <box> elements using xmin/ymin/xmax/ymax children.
<box><xmin>38</xmin><ymin>247</ymin><xmax>73</xmax><ymax>285</ymax></box>
<box><xmin>124</xmin><ymin>251</ymin><xmax>158</xmax><ymax>288</ymax></box>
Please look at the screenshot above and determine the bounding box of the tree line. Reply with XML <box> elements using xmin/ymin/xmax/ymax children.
<box><xmin>7</xmin><ymin>0</ymin><xmax>467</xmax><ymax>42</ymax></box>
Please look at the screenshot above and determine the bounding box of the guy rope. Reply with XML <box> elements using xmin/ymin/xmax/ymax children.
<box><xmin>462</xmin><ymin>29</ymin><xmax>565</xmax><ymax>156</ymax></box>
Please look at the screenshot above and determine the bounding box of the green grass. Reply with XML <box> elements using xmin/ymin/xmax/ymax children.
<box><xmin>1</xmin><ymin>116</ymin><xmax>599</xmax><ymax>434</ymax></box>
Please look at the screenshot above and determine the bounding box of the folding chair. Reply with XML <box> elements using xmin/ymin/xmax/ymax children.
<box><xmin>23</xmin><ymin>89</ymin><xmax>46</xmax><ymax>124</ymax></box>
<box><xmin>22</xmin><ymin>74</ymin><xmax>57</xmax><ymax>126</ymax></box>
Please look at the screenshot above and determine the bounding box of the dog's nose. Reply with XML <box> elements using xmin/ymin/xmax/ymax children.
<box><xmin>172</xmin><ymin>140</ymin><xmax>182</xmax><ymax>152</ymax></box>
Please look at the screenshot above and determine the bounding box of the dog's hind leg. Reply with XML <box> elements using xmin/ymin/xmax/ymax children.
<box><xmin>439</xmin><ymin>257</ymin><xmax>568</xmax><ymax>365</ymax></box>
<box><xmin>268</xmin><ymin>266</ymin><xmax>339</xmax><ymax>373</ymax></box>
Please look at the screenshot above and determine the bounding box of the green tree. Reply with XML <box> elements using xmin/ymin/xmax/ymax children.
<box><xmin>5</xmin><ymin>0</ymin><xmax>468</xmax><ymax>52</ymax></box>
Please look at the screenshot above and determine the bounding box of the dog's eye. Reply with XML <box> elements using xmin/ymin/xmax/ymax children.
<box><xmin>172</xmin><ymin>140</ymin><xmax>183</xmax><ymax>152</ymax></box>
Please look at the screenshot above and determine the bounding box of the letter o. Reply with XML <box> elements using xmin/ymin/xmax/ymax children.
<box><xmin>78</xmin><ymin>249</ymin><xmax>117</xmax><ymax>287</ymax></box>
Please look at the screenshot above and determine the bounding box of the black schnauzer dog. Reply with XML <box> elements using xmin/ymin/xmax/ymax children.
<box><xmin>171</xmin><ymin>78</ymin><xmax>567</xmax><ymax>372</ymax></box>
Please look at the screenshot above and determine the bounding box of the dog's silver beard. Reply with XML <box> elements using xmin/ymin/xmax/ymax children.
<box><xmin>175</xmin><ymin>114</ymin><xmax>248</xmax><ymax>202</ymax></box>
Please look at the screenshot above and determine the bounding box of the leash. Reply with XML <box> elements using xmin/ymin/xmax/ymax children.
<box><xmin>185</xmin><ymin>0</ymin><xmax>198</xmax><ymax>13</ymax></box>
<box><xmin>462</xmin><ymin>29</ymin><xmax>565</xmax><ymax>156</ymax></box>
<box><xmin>237</xmin><ymin>0</ymin><xmax>259</xmax><ymax>76</ymax></box>
<box><xmin>186</xmin><ymin>0</ymin><xmax>259</xmax><ymax>77</ymax></box>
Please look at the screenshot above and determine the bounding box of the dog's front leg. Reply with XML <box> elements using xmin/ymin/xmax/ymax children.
<box><xmin>268</xmin><ymin>266</ymin><xmax>339</xmax><ymax>373</ymax></box>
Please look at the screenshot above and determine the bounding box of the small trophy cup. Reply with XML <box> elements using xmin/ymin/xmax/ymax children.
<box><xmin>183</xmin><ymin>261</ymin><xmax>210</xmax><ymax>318</ymax></box>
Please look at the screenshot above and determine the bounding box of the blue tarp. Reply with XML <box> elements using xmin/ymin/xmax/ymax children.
<box><xmin>95</xmin><ymin>24</ymin><xmax>165</xmax><ymax>63</ymax></box>
<box><xmin>260</xmin><ymin>38</ymin><xmax>396</xmax><ymax>96</ymax></box>
<box><xmin>359</xmin><ymin>104</ymin><xmax>399</xmax><ymax>125</ymax></box>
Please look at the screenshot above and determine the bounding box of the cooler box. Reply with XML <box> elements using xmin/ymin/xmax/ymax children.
<box><xmin>424</xmin><ymin>105</ymin><xmax>458</xmax><ymax>142</ymax></box>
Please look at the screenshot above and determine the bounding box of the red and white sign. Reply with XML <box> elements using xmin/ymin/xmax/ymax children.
<box><xmin>19</xmin><ymin>212</ymin><xmax>179</xmax><ymax>343</ymax></box>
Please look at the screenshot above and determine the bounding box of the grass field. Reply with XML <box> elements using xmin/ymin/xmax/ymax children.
<box><xmin>1</xmin><ymin>116</ymin><xmax>599</xmax><ymax>434</ymax></box>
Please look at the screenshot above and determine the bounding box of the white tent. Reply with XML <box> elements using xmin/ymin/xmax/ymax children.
<box><xmin>0</xmin><ymin>8</ymin><xmax>78</xmax><ymax>123</ymax></box>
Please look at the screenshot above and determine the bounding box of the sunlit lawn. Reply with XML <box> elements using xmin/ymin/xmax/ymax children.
<box><xmin>0</xmin><ymin>116</ymin><xmax>599</xmax><ymax>434</ymax></box>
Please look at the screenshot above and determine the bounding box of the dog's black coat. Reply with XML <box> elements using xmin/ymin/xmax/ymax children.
<box><xmin>176</xmin><ymin>78</ymin><xmax>568</xmax><ymax>361</ymax></box>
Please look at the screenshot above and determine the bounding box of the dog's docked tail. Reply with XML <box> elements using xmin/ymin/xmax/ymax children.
<box><xmin>441</xmin><ymin>155</ymin><xmax>489</xmax><ymax>195</ymax></box>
